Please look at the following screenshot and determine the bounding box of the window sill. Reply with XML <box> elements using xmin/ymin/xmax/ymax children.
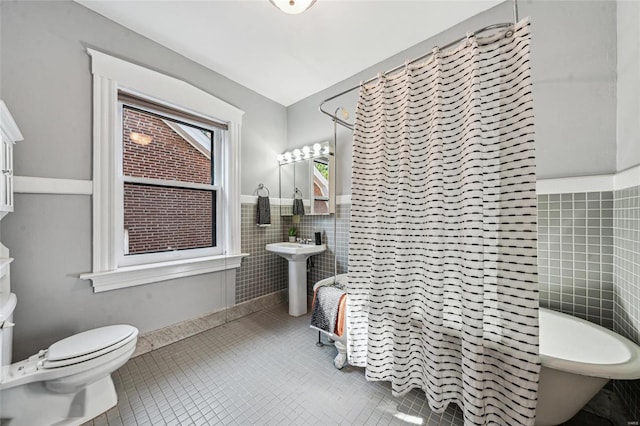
<box><xmin>80</xmin><ymin>253</ymin><xmax>249</xmax><ymax>293</ymax></box>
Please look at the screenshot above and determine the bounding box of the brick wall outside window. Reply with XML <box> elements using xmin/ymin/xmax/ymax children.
<box><xmin>124</xmin><ymin>184</ymin><xmax>213</xmax><ymax>254</ymax></box>
<box><xmin>123</xmin><ymin>107</ymin><xmax>211</xmax><ymax>184</ymax></box>
<box><xmin>122</xmin><ymin>107</ymin><xmax>214</xmax><ymax>255</ymax></box>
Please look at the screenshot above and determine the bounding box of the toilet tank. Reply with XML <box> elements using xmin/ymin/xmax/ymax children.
<box><xmin>0</xmin><ymin>292</ymin><xmax>17</xmax><ymax>379</ymax></box>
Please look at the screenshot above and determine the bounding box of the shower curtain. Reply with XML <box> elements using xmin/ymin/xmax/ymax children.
<box><xmin>347</xmin><ymin>19</ymin><xmax>539</xmax><ymax>425</ymax></box>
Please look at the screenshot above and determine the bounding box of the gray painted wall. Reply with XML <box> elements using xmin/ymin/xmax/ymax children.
<box><xmin>616</xmin><ymin>0</ymin><xmax>640</xmax><ymax>171</ymax></box>
<box><xmin>287</xmin><ymin>0</ymin><xmax>618</xmax><ymax>195</ymax></box>
<box><xmin>0</xmin><ymin>0</ymin><xmax>285</xmax><ymax>359</ymax></box>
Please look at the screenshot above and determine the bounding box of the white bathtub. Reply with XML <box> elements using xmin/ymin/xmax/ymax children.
<box><xmin>536</xmin><ymin>307</ymin><xmax>640</xmax><ymax>425</ymax></box>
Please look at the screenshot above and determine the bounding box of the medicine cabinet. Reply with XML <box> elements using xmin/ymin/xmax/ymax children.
<box><xmin>278</xmin><ymin>142</ymin><xmax>334</xmax><ymax>216</ymax></box>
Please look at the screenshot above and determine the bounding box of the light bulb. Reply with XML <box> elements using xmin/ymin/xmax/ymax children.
<box><xmin>293</xmin><ymin>149</ymin><xmax>301</xmax><ymax>159</ymax></box>
<box><xmin>277</xmin><ymin>154</ymin><xmax>284</xmax><ymax>162</ymax></box>
<box><xmin>284</xmin><ymin>152</ymin><xmax>292</xmax><ymax>161</ymax></box>
<box><xmin>322</xmin><ymin>145</ymin><xmax>330</xmax><ymax>154</ymax></box>
<box><xmin>313</xmin><ymin>143</ymin><xmax>321</xmax><ymax>153</ymax></box>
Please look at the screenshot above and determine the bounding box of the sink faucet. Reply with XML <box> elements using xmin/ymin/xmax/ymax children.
<box><xmin>297</xmin><ymin>238</ymin><xmax>313</xmax><ymax>244</ymax></box>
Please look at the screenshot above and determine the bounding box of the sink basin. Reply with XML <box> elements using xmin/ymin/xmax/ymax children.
<box><xmin>265</xmin><ymin>242</ymin><xmax>326</xmax><ymax>261</ymax></box>
<box><xmin>266</xmin><ymin>242</ymin><xmax>326</xmax><ymax>316</ymax></box>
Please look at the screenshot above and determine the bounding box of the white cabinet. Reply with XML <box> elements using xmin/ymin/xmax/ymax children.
<box><xmin>0</xmin><ymin>101</ymin><xmax>22</xmax><ymax>220</ymax></box>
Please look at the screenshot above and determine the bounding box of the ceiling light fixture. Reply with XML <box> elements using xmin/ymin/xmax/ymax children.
<box><xmin>269</xmin><ymin>0</ymin><xmax>317</xmax><ymax>15</ymax></box>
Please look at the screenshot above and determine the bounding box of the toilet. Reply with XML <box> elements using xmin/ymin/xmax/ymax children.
<box><xmin>1</xmin><ymin>292</ymin><xmax>138</xmax><ymax>426</ymax></box>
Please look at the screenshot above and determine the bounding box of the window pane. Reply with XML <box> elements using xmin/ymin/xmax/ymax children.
<box><xmin>123</xmin><ymin>106</ymin><xmax>212</xmax><ymax>184</ymax></box>
<box><xmin>124</xmin><ymin>183</ymin><xmax>214</xmax><ymax>255</ymax></box>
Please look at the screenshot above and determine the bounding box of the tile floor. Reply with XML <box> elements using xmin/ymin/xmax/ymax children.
<box><xmin>83</xmin><ymin>303</ymin><xmax>612</xmax><ymax>426</ymax></box>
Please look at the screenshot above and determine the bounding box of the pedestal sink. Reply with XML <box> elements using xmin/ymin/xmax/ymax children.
<box><xmin>266</xmin><ymin>242</ymin><xmax>326</xmax><ymax>316</ymax></box>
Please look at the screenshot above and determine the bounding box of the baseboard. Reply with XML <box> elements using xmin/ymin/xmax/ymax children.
<box><xmin>132</xmin><ymin>290</ymin><xmax>287</xmax><ymax>357</ymax></box>
<box><xmin>226</xmin><ymin>290</ymin><xmax>287</xmax><ymax>322</ymax></box>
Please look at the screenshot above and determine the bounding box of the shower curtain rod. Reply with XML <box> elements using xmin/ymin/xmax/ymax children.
<box><xmin>318</xmin><ymin>0</ymin><xmax>520</xmax><ymax>130</ymax></box>
<box><xmin>318</xmin><ymin>22</ymin><xmax>514</xmax><ymax>130</ymax></box>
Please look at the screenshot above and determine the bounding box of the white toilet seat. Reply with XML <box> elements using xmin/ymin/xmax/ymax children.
<box><xmin>43</xmin><ymin>325</ymin><xmax>137</xmax><ymax>369</ymax></box>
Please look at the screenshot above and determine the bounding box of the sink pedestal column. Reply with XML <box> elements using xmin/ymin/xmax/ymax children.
<box><xmin>265</xmin><ymin>243</ymin><xmax>326</xmax><ymax>317</ymax></box>
<box><xmin>288</xmin><ymin>259</ymin><xmax>307</xmax><ymax>316</ymax></box>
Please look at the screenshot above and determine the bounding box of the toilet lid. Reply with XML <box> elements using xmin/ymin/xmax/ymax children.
<box><xmin>46</xmin><ymin>325</ymin><xmax>137</xmax><ymax>364</ymax></box>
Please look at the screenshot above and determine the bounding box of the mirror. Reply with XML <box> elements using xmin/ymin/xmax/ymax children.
<box><xmin>279</xmin><ymin>142</ymin><xmax>334</xmax><ymax>216</ymax></box>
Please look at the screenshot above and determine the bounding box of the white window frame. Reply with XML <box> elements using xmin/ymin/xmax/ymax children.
<box><xmin>81</xmin><ymin>49</ymin><xmax>246</xmax><ymax>292</ymax></box>
<box><xmin>117</xmin><ymin>101</ymin><xmax>223</xmax><ymax>266</ymax></box>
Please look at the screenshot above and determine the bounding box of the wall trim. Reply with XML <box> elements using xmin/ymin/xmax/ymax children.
<box><xmin>14</xmin><ymin>176</ymin><xmax>93</xmax><ymax>195</ymax></box>
<box><xmin>240</xmin><ymin>194</ymin><xmax>352</xmax><ymax>205</ymax></box>
<box><xmin>535</xmin><ymin>164</ymin><xmax>640</xmax><ymax>194</ymax></box>
<box><xmin>16</xmin><ymin>167</ymin><xmax>640</xmax><ymax>199</ymax></box>
<box><xmin>132</xmin><ymin>289</ymin><xmax>286</xmax><ymax>357</ymax></box>
<box><xmin>536</xmin><ymin>174</ymin><xmax>615</xmax><ymax>194</ymax></box>
<box><xmin>240</xmin><ymin>194</ymin><xmax>281</xmax><ymax>205</ymax></box>
<box><xmin>337</xmin><ymin>194</ymin><xmax>351</xmax><ymax>204</ymax></box>
<box><xmin>614</xmin><ymin>165</ymin><xmax>640</xmax><ymax>191</ymax></box>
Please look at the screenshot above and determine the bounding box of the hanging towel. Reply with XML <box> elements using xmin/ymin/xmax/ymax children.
<box><xmin>310</xmin><ymin>285</ymin><xmax>346</xmax><ymax>335</ymax></box>
<box><xmin>256</xmin><ymin>196</ymin><xmax>271</xmax><ymax>226</ymax></box>
<box><xmin>292</xmin><ymin>198</ymin><xmax>305</xmax><ymax>216</ymax></box>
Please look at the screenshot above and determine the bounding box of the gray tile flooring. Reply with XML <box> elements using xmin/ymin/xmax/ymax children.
<box><xmin>83</xmin><ymin>303</ymin><xmax>611</xmax><ymax>426</ymax></box>
<box><xmin>84</xmin><ymin>304</ymin><xmax>463</xmax><ymax>426</ymax></box>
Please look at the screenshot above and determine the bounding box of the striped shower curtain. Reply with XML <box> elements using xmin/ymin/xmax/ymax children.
<box><xmin>347</xmin><ymin>19</ymin><xmax>540</xmax><ymax>425</ymax></box>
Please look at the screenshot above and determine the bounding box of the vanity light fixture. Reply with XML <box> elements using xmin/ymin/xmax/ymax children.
<box><xmin>129</xmin><ymin>132</ymin><xmax>152</xmax><ymax>146</ymax></box>
<box><xmin>269</xmin><ymin>0</ymin><xmax>316</xmax><ymax>15</ymax></box>
<box><xmin>278</xmin><ymin>142</ymin><xmax>329</xmax><ymax>164</ymax></box>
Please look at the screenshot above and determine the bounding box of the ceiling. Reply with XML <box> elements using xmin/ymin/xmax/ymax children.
<box><xmin>76</xmin><ymin>0</ymin><xmax>503</xmax><ymax>106</ymax></box>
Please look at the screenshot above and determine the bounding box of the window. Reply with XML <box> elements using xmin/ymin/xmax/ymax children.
<box><xmin>81</xmin><ymin>49</ymin><xmax>246</xmax><ymax>292</ymax></box>
<box><xmin>119</xmin><ymin>100</ymin><xmax>222</xmax><ymax>265</ymax></box>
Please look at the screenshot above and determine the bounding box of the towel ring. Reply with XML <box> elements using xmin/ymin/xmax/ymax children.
<box><xmin>294</xmin><ymin>188</ymin><xmax>303</xmax><ymax>199</ymax></box>
<box><xmin>255</xmin><ymin>183</ymin><xmax>270</xmax><ymax>197</ymax></box>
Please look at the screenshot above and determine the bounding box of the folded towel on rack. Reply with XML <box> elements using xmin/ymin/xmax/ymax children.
<box><xmin>257</xmin><ymin>196</ymin><xmax>271</xmax><ymax>225</ymax></box>
<box><xmin>292</xmin><ymin>198</ymin><xmax>305</xmax><ymax>216</ymax></box>
<box><xmin>310</xmin><ymin>285</ymin><xmax>346</xmax><ymax>337</ymax></box>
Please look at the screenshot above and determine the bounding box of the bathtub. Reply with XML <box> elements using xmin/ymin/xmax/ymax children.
<box><xmin>314</xmin><ymin>275</ymin><xmax>640</xmax><ymax>425</ymax></box>
<box><xmin>536</xmin><ymin>307</ymin><xmax>640</xmax><ymax>425</ymax></box>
